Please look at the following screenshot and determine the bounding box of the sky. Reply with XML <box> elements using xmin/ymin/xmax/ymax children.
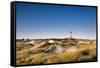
<box><xmin>16</xmin><ymin>2</ymin><xmax>97</xmax><ymax>39</ymax></box>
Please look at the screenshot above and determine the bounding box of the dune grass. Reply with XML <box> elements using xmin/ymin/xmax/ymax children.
<box><xmin>16</xmin><ymin>40</ymin><xmax>96</xmax><ymax>65</ymax></box>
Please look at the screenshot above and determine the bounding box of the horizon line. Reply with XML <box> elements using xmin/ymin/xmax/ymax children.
<box><xmin>16</xmin><ymin>37</ymin><xmax>96</xmax><ymax>40</ymax></box>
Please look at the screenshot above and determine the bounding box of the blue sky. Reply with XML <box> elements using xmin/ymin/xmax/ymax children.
<box><xmin>16</xmin><ymin>3</ymin><xmax>96</xmax><ymax>39</ymax></box>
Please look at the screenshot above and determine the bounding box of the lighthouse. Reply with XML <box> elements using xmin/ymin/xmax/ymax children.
<box><xmin>67</xmin><ymin>31</ymin><xmax>73</xmax><ymax>45</ymax></box>
<box><xmin>70</xmin><ymin>31</ymin><xmax>72</xmax><ymax>39</ymax></box>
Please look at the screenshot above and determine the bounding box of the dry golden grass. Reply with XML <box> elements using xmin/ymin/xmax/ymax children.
<box><xmin>16</xmin><ymin>40</ymin><xmax>97</xmax><ymax>65</ymax></box>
